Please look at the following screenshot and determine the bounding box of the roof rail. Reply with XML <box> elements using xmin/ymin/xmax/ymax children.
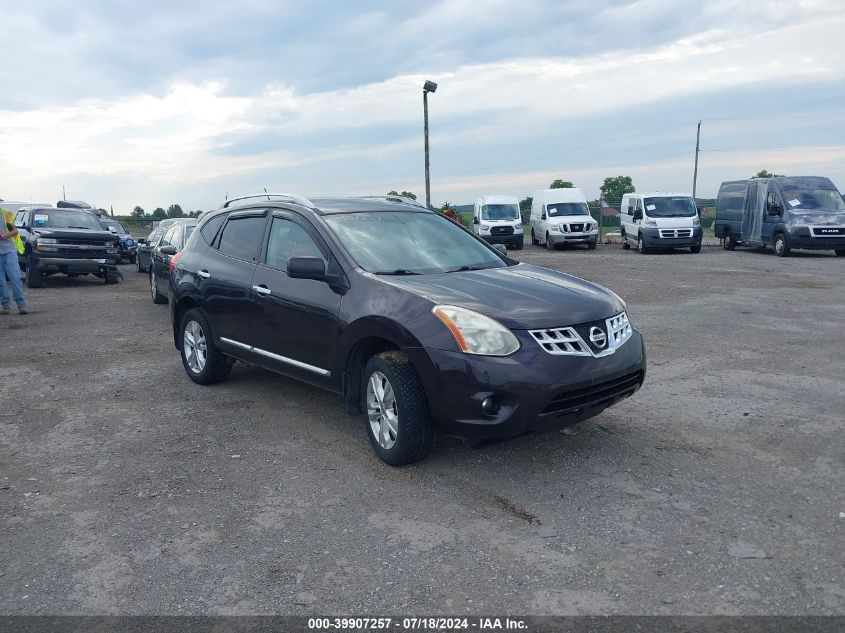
<box><xmin>353</xmin><ymin>195</ymin><xmax>427</xmax><ymax>209</ymax></box>
<box><xmin>220</xmin><ymin>193</ymin><xmax>315</xmax><ymax>209</ymax></box>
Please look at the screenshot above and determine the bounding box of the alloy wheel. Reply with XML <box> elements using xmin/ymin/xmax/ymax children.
<box><xmin>183</xmin><ymin>320</ymin><xmax>207</xmax><ymax>374</ymax></box>
<box><xmin>366</xmin><ymin>371</ymin><xmax>398</xmax><ymax>449</ymax></box>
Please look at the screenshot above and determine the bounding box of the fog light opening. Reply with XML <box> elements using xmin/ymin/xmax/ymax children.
<box><xmin>481</xmin><ymin>396</ymin><xmax>500</xmax><ymax>416</ymax></box>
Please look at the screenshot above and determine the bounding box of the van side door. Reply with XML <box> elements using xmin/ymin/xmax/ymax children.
<box><xmin>620</xmin><ymin>197</ymin><xmax>634</xmax><ymax>244</ymax></box>
<box><xmin>762</xmin><ymin>185</ymin><xmax>783</xmax><ymax>244</ymax></box>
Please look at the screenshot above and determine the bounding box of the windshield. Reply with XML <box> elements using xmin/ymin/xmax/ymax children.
<box><xmin>32</xmin><ymin>210</ymin><xmax>104</xmax><ymax>230</ymax></box>
<box><xmin>324</xmin><ymin>212</ymin><xmax>507</xmax><ymax>275</ymax></box>
<box><xmin>547</xmin><ymin>202</ymin><xmax>588</xmax><ymax>217</ymax></box>
<box><xmin>781</xmin><ymin>189</ymin><xmax>845</xmax><ymax>211</ymax></box>
<box><xmin>643</xmin><ymin>196</ymin><xmax>697</xmax><ymax>218</ymax></box>
<box><xmin>101</xmin><ymin>219</ymin><xmax>127</xmax><ymax>233</ymax></box>
<box><xmin>481</xmin><ymin>204</ymin><xmax>519</xmax><ymax>221</ymax></box>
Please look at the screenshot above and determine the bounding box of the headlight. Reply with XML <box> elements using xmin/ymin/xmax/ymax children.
<box><xmin>644</xmin><ymin>219</ymin><xmax>657</xmax><ymax>226</ymax></box>
<box><xmin>514</xmin><ymin>223</ymin><xmax>523</xmax><ymax>232</ymax></box>
<box><xmin>584</xmin><ymin>223</ymin><xmax>591</xmax><ymax>231</ymax></box>
<box><xmin>432</xmin><ymin>305</ymin><xmax>520</xmax><ymax>356</ymax></box>
<box><xmin>37</xmin><ymin>238</ymin><xmax>58</xmax><ymax>244</ymax></box>
<box><xmin>480</xmin><ymin>224</ymin><xmax>490</xmax><ymax>231</ymax></box>
<box><xmin>692</xmin><ymin>217</ymin><xmax>700</xmax><ymax>226</ymax></box>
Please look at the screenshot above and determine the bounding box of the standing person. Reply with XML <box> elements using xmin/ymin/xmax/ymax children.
<box><xmin>0</xmin><ymin>201</ymin><xmax>27</xmax><ymax>315</ymax></box>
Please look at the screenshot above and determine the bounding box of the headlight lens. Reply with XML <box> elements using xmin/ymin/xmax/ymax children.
<box><xmin>37</xmin><ymin>238</ymin><xmax>58</xmax><ymax>244</ymax></box>
<box><xmin>644</xmin><ymin>218</ymin><xmax>657</xmax><ymax>226</ymax></box>
<box><xmin>514</xmin><ymin>223</ymin><xmax>523</xmax><ymax>232</ymax></box>
<box><xmin>692</xmin><ymin>217</ymin><xmax>700</xmax><ymax>226</ymax></box>
<box><xmin>480</xmin><ymin>224</ymin><xmax>490</xmax><ymax>231</ymax></box>
<box><xmin>432</xmin><ymin>305</ymin><xmax>520</xmax><ymax>356</ymax></box>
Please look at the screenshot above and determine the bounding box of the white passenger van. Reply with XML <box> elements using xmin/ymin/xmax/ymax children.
<box><xmin>472</xmin><ymin>194</ymin><xmax>523</xmax><ymax>249</ymax></box>
<box><xmin>619</xmin><ymin>192</ymin><xmax>702</xmax><ymax>254</ymax></box>
<box><xmin>530</xmin><ymin>188</ymin><xmax>597</xmax><ymax>250</ymax></box>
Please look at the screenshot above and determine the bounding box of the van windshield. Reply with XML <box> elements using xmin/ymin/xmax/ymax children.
<box><xmin>780</xmin><ymin>190</ymin><xmax>845</xmax><ymax>211</ymax></box>
<box><xmin>643</xmin><ymin>196</ymin><xmax>696</xmax><ymax>218</ymax></box>
<box><xmin>325</xmin><ymin>211</ymin><xmax>507</xmax><ymax>275</ymax></box>
<box><xmin>547</xmin><ymin>202</ymin><xmax>588</xmax><ymax>217</ymax></box>
<box><xmin>481</xmin><ymin>204</ymin><xmax>519</xmax><ymax>221</ymax></box>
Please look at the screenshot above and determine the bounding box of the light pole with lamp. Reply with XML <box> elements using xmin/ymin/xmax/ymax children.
<box><xmin>423</xmin><ymin>80</ymin><xmax>437</xmax><ymax>209</ymax></box>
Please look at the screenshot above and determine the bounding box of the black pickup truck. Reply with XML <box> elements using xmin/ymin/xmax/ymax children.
<box><xmin>13</xmin><ymin>207</ymin><xmax>121</xmax><ymax>287</ymax></box>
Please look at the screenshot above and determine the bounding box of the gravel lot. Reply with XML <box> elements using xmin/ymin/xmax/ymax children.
<box><xmin>1</xmin><ymin>243</ymin><xmax>843</xmax><ymax>615</ymax></box>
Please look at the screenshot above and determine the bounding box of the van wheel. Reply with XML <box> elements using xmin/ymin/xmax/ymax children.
<box><xmin>621</xmin><ymin>231</ymin><xmax>630</xmax><ymax>249</ymax></box>
<box><xmin>362</xmin><ymin>351</ymin><xmax>434</xmax><ymax>466</ymax></box>
<box><xmin>774</xmin><ymin>233</ymin><xmax>790</xmax><ymax>257</ymax></box>
<box><xmin>724</xmin><ymin>234</ymin><xmax>736</xmax><ymax>250</ymax></box>
<box><xmin>836</xmin><ymin>249</ymin><xmax>845</xmax><ymax>257</ymax></box>
<box><xmin>179</xmin><ymin>308</ymin><xmax>233</xmax><ymax>385</ymax></box>
<box><xmin>150</xmin><ymin>269</ymin><xmax>167</xmax><ymax>304</ymax></box>
<box><xmin>531</xmin><ymin>229</ymin><xmax>538</xmax><ymax>246</ymax></box>
<box><xmin>638</xmin><ymin>234</ymin><xmax>649</xmax><ymax>254</ymax></box>
<box><xmin>545</xmin><ymin>233</ymin><xmax>553</xmax><ymax>250</ymax></box>
<box><xmin>587</xmin><ymin>241</ymin><xmax>596</xmax><ymax>250</ymax></box>
<box><xmin>690</xmin><ymin>242</ymin><xmax>701</xmax><ymax>254</ymax></box>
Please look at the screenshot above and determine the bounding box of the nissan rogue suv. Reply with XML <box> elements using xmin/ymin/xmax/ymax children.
<box><xmin>169</xmin><ymin>194</ymin><xmax>646</xmax><ymax>465</ymax></box>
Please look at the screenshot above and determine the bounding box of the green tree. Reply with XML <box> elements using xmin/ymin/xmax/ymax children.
<box><xmin>151</xmin><ymin>207</ymin><xmax>167</xmax><ymax>221</ymax></box>
<box><xmin>600</xmin><ymin>176</ymin><xmax>635</xmax><ymax>205</ymax></box>
<box><xmin>131</xmin><ymin>206</ymin><xmax>145</xmax><ymax>219</ymax></box>
<box><xmin>550</xmin><ymin>179</ymin><xmax>574</xmax><ymax>189</ymax></box>
<box><xmin>752</xmin><ymin>169</ymin><xmax>783</xmax><ymax>178</ymax></box>
<box><xmin>387</xmin><ymin>190</ymin><xmax>417</xmax><ymax>200</ymax></box>
<box><xmin>519</xmin><ymin>197</ymin><xmax>533</xmax><ymax>225</ymax></box>
<box><xmin>166</xmin><ymin>204</ymin><xmax>185</xmax><ymax>218</ymax></box>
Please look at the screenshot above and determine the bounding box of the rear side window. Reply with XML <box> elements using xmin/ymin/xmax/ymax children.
<box><xmin>717</xmin><ymin>183</ymin><xmax>746</xmax><ymax>213</ymax></box>
<box><xmin>200</xmin><ymin>214</ymin><xmax>226</xmax><ymax>245</ymax></box>
<box><xmin>217</xmin><ymin>215</ymin><xmax>266</xmax><ymax>261</ymax></box>
<box><xmin>160</xmin><ymin>225</ymin><xmax>180</xmax><ymax>248</ymax></box>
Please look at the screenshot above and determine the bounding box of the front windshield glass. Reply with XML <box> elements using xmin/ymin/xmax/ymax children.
<box><xmin>102</xmin><ymin>219</ymin><xmax>127</xmax><ymax>233</ymax></box>
<box><xmin>547</xmin><ymin>202</ymin><xmax>588</xmax><ymax>217</ymax></box>
<box><xmin>781</xmin><ymin>189</ymin><xmax>845</xmax><ymax>211</ymax></box>
<box><xmin>643</xmin><ymin>196</ymin><xmax>696</xmax><ymax>218</ymax></box>
<box><xmin>324</xmin><ymin>212</ymin><xmax>506</xmax><ymax>275</ymax></box>
<box><xmin>481</xmin><ymin>204</ymin><xmax>519</xmax><ymax>221</ymax></box>
<box><xmin>32</xmin><ymin>210</ymin><xmax>103</xmax><ymax>230</ymax></box>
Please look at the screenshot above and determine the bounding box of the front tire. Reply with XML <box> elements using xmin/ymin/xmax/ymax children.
<box><xmin>690</xmin><ymin>242</ymin><xmax>702</xmax><ymax>254</ymax></box>
<box><xmin>531</xmin><ymin>229</ymin><xmax>538</xmax><ymax>246</ymax></box>
<box><xmin>362</xmin><ymin>351</ymin><xmax>434</xmax><ymax>466</ymax></box>
<box><xmin>179</xmin><ymin>308</ymin><xmax>233</xmax><ymax>385</ymax></box>
<box><xmin>774</xmin><ymin>232</ymin><xmax>790</xmax><ymax>257</ymax></box>
<box><xmin>638</xmin><ymin>234</ymin><xmax>649</xmax><ymax>254</ymax></box>
<box><xmin>150</xmin><ymin>269</ymin><xmax>167</xmax><ymax>304</ymax></box>
<box><xmin>545</xmin><ymin>233</ymin><xmax>553</xmax><ymax>250</ymax></box>
<box><xmin>587</xmin><ymin>240</ymin><xmax>597</xmax><ymax>250</ymax></box>
<box><xmin>25</xmin><ymin>253</ymin><xmax>43</xmax><ymax>288</ymax></box>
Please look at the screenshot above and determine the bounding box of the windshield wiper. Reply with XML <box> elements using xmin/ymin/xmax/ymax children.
<box><xmin>447</xmin><ymin>265</ymin><xmax>483</xmax><ymax>273</ymax></box>
<box><xmin>375</xmin><ymin>269</ymin><xmax>421</xmax><ymax>276</ymax></box>
<box><xmin>66</xmin><ymin>226</ymin><xmax>95</xmax><ymax>229</ymax></box>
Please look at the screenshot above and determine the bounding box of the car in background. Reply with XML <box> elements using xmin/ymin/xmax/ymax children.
<box><xmin>13</xmin><ymin>206</ymin><xmax>121</xmax><ymax>287</ymax></box>
<box><xmin>136</xmin><ymin>227</ymin><xmax>164</xmax><ymax>273</ymax></box>
<box><xmin>168</xmin><ymin>194</ymin><xmax>645</xmax><ymax>465</ymax></box>
<box><xmin>99</xmin><ymin>217</ymin><xmax>138</xmax><ymax>264</ymax></box>
<box><xmin>150</xmin><ymin>219</ymin><xmax>197</xmax><ymax>304</ymax></box>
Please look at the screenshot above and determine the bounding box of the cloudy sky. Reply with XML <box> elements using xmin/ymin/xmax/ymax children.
<box><xmin>2</xmin><ymin>0</ymin><xmax>844</xmax><ymax>211</ymax></box>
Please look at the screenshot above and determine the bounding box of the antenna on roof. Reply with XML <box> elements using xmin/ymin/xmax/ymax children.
<box><xmin>263</xmin><ymin>187</ymin><xmax>271</xmax><ymax>201</ymax></box>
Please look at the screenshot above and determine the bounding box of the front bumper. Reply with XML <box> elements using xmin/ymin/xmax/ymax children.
<box><xmin>787</xmin><ymin>228</ymin><xmax>845</xmax><ymax>250</ymax></box>
<box><xmin>405</xmin><ymin>329</ymin><xmax>646</xmax><ymax>441</ymax></box>
<box><xmin>33</xmin><ymin>255</ymin><xmax>121</xmax><ymax>274</ymax></box>
<box><xmin>641</xmin><ymin>226</ymin><xmax>702</xmax><ymax>248</ymax></box>
<box><xmin>481</xmin><ymin>233</ymin><xmax>523</xmax><ymax>246</ymax></box>
<box><xmin>547</xmin><ymin>232</ymin><xmax>598</xmax><ymax>246</ymax></box>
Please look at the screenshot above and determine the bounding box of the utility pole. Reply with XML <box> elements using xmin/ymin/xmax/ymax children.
<box><xmin>422</xmin><ymin>80</ymin><xmax>438</xmax><ymax>209</ymax></box>
<box><xmin>62</xmin><ymin>185</ymin><xmax>66</xmax><ymax>201</ymax></box>
<box><xmin>692</xmin><ymin>120</ymin><xmax>701</xmax><ymax>201</ymax></box>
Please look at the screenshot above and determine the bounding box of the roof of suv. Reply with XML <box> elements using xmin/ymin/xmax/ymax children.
<box><xmin>219</xmin><ymin>194</ymin><xmax>430</xmax><ymax>216</ymax></box>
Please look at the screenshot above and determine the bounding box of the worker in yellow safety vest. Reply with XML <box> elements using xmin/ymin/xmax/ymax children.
<box><xmin>0</xmin><ymin>201</ymin><xmax>28</xmax><ymax>315</ymax></box>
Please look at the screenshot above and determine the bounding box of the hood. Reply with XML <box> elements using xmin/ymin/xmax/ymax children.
<box><xmin>786</xmin><ymin>210</ymin><xmax>845</xmax><ymax>226</ymax></box>
<box><xmin>377</xmin><ymin>263</ymin><xmax>623</xmax><ymax>329</ymax></box>
<box><xmin>33</xmin><ymin>228</ymin><xmax>116</xmax><ymax>242</ymax></box>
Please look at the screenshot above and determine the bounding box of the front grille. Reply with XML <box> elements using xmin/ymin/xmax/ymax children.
<box><xmin>529</xmin><ymin>312</ymin><xmax>633</xmax><ymax>358</ymax></box>
<box><xmin>812</xmin><ymin>227</ymin><xmax>845</xmax><ymax>237</ymax></box>
<box><xmin>659</xmin><ymin>229</ymin><xmax>693</xmax><ymax>238</ymax></box>
<box><xmin>542</xmin><ymin>370</ymin><xmax>644</xmax><ymax>415</ymax></box>
<box><xmin>491</xmin><ymin>226</ymin><xmax>514</xmax><ymax>235</ymax></box>
<box><xmin>569</xmin><ymin>223</ymin><xmax>584</xmax><ymax>232</ymax></box>
<box><xmin>53</xmin><ymin>238</ymin><xmax>111</xmax><ymax>247</ymax></box>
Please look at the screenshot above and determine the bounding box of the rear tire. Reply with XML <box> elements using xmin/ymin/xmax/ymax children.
<box><xmin>621</xmin><ymin>231</ymin><xmax>630</xmax><ymax>250</ymax></box>
<box><xmin>774</xmin><ymin>232</ymin><xmax>790</xmax><ymax>257</ymax></box>
<box><xmin>362</xmin><ymin>351</ymin><xmax>434</xmax><ymax>466</ymax></box>
<box><xmin>724</xmin><ymin>234</ymin><xmax>736</xmax><ymax>250</ymax></box>
<box><xmin>179</xmin><ymin>308</ymin><xmax>233</xmax><ymax>385</ymax></box>
<box><xmin>25</xmin><ymin>253</ymin><xmax>43</xmax><ymax>288</ymax></box>
<box><xmin>150</xmin><ymin>269</ymin><xmax>167</xmax><ymax>304</ymax></box>
<box><xmin>835</xmin><ymin>249</ymin><xmax>845</xmax><ymax>257</ymax></box>
<box><xmin>531</xmin><ymin>229</ymin><xmax>538</xmax><ymax>246</ymax></box>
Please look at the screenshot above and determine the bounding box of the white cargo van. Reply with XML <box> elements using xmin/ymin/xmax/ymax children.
<box><xmin>472</xmin><ymin>195</ymin><xmax>523</xmax><ymax>249</ymax></box>
<box><xmin>530</xmin><ymin>188</ymin><xmax>597</xmax><ymax>250</ymax></box>
<box><xmin>619</xmin><ymin>192</ymin><xmax>702</xmax><ymax>254</ymax></box>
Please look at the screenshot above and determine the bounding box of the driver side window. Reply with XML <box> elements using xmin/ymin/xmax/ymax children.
<box><xmin>265</xmin><ymin>217</ymin><xmax>325</xmax><ymax>271</ymax></box>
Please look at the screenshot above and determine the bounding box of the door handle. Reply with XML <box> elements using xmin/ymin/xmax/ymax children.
<box><xmin>252</xmin><ymin>284</ymin><xmax>271</xmax><ymax>296</ymax></box>
<box><xmin>197</xmin><ymin>269</ymin><xmax>211</xmax><ymax>279</ymax></box>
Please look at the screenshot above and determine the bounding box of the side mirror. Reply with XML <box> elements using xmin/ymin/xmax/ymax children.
<box><xmin>633</xmin><ymin>210</ymin><xmax>643</xmax><ymax>221</ymax></box>
<box><xmin>473</xmin><ymin>216</ymin><xmax>479</xmax><ymax>225</ymax></box>
<box><xmin>541</xmin><ymin>212</ymin><xmax>546</xmax><ymax>220</ymax></box>
<box><xmin>492</xmin><ymin>243</ymin><xmax>508</xmax><ymax>256</ymax></box>
<box><xmin>137</xmin><ymin>238</ymin><xmax>147</xmax><ymax>244</ymax></box>
<box><xmin>107</xmin><ymin>226</ymin><xmax>118</xmax><ymax>233</ymax></box>
<box><xmin>160</xmin><ymin>245</ymin><xmax>177</xmax><ymax>256</ymax></box>
<box><xmin>287</xmin><ymin>256</ymin><xmax>327</xmax><ymax>281</ymax></box>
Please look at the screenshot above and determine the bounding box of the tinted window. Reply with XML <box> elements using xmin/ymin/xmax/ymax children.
<box><xmin>217</xmin><ymin>215</ymin><xmax>266</xmax><ymax>261</ymax></box>
<box><xmin>265</xmin><ymin>218</ymin><xmax>325</xmax><ymax>270</ymax></box>
<box><xmin>160</xmin><ymin>225</ymin><xmax>179</xmax><ymax>248</ymax></box>
<box><xmin>200</xmin><ymin>214</ymin><xmax>226</xmax><ymax>245</ymax></box>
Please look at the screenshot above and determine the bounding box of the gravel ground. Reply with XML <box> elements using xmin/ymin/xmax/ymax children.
<box><xmin>1</xmin><ymin>243</ymin><xmax>843</xmax><ymax>615</ymax></box>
